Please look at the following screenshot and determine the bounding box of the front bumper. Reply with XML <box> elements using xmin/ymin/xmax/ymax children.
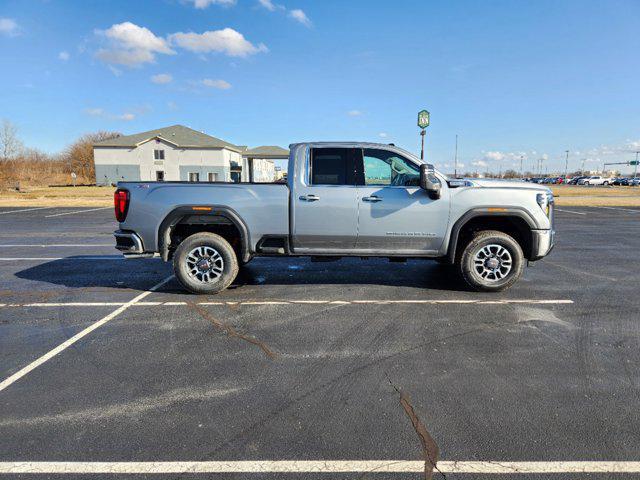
<box><xmin>530</xmin><ymin>229</ymin><xmax>555</xmax><ymax>261</ymax></box>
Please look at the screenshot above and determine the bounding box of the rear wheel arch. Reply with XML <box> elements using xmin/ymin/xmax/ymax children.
<box><xmin>158</xmin><ymin>206</ymin><xmax>251</xmax><ymax>263</ymax></box>
<box><xmin>446</xmin><ymin>209</ymin><xmax>536</xmax><ymax>263</ymax></box>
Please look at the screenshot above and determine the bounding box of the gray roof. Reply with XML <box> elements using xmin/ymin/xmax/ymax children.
<box><xmin>93</xmin><ymin>124</ymin><xmax>242</xmax><ymax>152</ymax></box>
<box><xmin>242</xmin><ymin>145</ymin><xmax>290</xmax><ymax>159</ymax></box>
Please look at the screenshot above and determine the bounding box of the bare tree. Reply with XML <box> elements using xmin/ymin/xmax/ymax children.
<box><xmin>61</xmin><ymin>131</ymin><xmax>121</xmax><ymax>181</ymax></box>
<box><xmin>0</xmin><ymin>119</ymin><xmax>24</xmax><ymax>159</ymax></box>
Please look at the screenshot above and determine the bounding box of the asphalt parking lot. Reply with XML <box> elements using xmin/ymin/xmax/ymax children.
<box><xmin>1</xmin><ymin>206</ymin><xmax>639</xmax><ymax>479</ymax></box>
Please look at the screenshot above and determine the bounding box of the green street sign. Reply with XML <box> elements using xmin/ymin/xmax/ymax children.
<box><xmin>630</xmin><ymin>161</ymin><xmax>639</xmax><ymax>166</ymax></box>
<box><xmin>417</xmin><ymin>109</ymin><xmax>430</xmax><ymax>129</ymax></box>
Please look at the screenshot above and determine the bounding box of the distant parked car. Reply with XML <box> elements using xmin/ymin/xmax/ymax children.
<box><xmin>613</xmin><ymin>177</ymin><xmax>628</xmax><ymax>186</ymax></box>
<box><xmin>581</xmin><ymin>176</ymin><xmax>612</xmax><ymax>186</ymax></box>
<box><xmin>568</xmin><ymin>176</ymin><xmax>587</xmax><ymax>185</ymax></box>
<box><xmin>629</xmin><ymin>178</ymin><xmax>640</xmax><ymax>187</ymax></box>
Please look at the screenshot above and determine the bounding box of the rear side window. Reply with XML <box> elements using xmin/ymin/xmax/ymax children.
<box><xmin>310</xmin><ymin>148</ymin><xmax>355</xmax><ymax>185</ymax></box>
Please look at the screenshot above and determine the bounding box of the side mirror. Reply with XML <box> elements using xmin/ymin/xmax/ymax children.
<box><xmin>420</xmin><ymin>164</ymin><xmax>442</xmax><ymax>200</ymax></box>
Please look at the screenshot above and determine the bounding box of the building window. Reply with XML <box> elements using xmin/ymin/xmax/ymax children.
<box><xmin>154</xmin><ymin>149</ymin><xmax>165</xmax><ymax>160</ymax></box>
<box><xmin>208</xmin><ymin>172</ymin><xmax>218</xmax><ymax>182</ymax></box>
<box><xmin>188</xmin><ymin>172</ymin><xmax>200</xmax><ymax>182</ymax></box>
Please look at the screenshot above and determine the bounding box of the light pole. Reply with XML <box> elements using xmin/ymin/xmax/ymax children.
<box><xmin>454</xmin><ymin>134</ymin><xmax>458</xmax><ymax>178</ymax></box>
<box><xmin>417</xmin><ymin>110</ymin><xmax>430</xmax><ymax>160</ymax></box>
<box><xmin>634</xmin><ymin>151</ymin><xmax>639</xmax><ymax>179</ymax></box>
<box><xmin>564</xmin><ymin>150</ymin><xmax>569</xmax><ymax>179</ymax></box>
<box><xmin>581</xmin><ymin>158</ymin><xmax>586</xmax><ymax>174</ymax></box>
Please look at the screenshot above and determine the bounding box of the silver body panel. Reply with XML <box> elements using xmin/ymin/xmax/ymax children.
<box><xmin>117</xmin><ymin>142</ymin><xmax>554</xmax><ymax>259</ymax></box>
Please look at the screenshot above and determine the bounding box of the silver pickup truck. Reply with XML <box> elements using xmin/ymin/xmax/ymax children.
<box><xmin>114</xmin><ymin>142</ymin><xmax>554</xmax><ymax>293</ymax></box>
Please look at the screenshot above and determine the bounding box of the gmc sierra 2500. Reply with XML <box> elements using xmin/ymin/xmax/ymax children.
<box><xmin>113</xmin><ymin>142</ymin><xmax>555</xmax><ymax>293</ymax></box>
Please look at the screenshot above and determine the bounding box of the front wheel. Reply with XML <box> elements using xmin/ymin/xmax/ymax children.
<box><xmin>459</xmin><ymin>230</ymin><xmax>524</xmax><ymax>292</ymax></box>
<box><xmin>173</xmin><ymin>232</ymin><xmax>239</xmax><ymax>294</ymax></box>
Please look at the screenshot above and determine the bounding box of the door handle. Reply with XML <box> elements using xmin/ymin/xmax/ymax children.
<box><xmin>362</xmin><ymin>195</ymin><xmax>382</xmax><ymax>202</ymax></box>
<box><xmin>299</xmin><ymin>194</ymin><xmax>320</xmax><ymax>202</ymax></box>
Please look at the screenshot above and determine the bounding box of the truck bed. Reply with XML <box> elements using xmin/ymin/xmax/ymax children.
<box><xmin>118</xmin><ymin>181</ymin><xmax>289</xmax><ymax>252</ymax></box>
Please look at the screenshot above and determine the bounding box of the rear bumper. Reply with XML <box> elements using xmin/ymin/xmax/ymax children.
<box><xmin>530</xmin><ymin>229</ymin><xmax>555</xmax><ymax>261</ymax></box>
<box><xmin>114</xmin><ymin>230</ymin><xmax>144</xmax><ymax>254</ymax></box>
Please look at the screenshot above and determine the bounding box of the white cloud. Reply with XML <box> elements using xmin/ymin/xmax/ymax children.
<box><xmin>288</xmin><ymin>9</ymin><xmax>311</xmax><ymax>27</ymax></box>
<box><xmin>85</xmin><ymin>108</ymin><xmax>104</xmax><ymax>117</ymax></box>
<box><xmin>201</xmin><ymin>78</ymin><xmax>232</xmax><ymax>89</ymax></box>
<box><xmin>378</xmin><ymin>132</ymin><xmax>388</xmax><ymax>138</ymax></box>
<box><xmin>347</xmin><ymin>110</ymin><xmax>363</xmax><ymax>116</ymax></box>
<box><xmin>187</xmin><ymin>0</ymin><xmax>236</xmax><ymax>8</ymax></box>
<box><xmin>85</xmin><ymin>107</ymin><xmax>136</xmax><ymax>121</ymax></box>
<box><xmin>257</xmin><ymin>0</ymin><xmax>277</xmax><ymax>11</ymax></box>
<box><xmin>151</xmin><ymin>73</ymin><xmax>173</xmax><ymax>84</ymax></box>
<box><xmin>58</xmin><ymin>51</ymin><xmax>70</xmax><ymax>61</ymax></box>
<box><xmin>95</xmin><ymin>22</ymin><xmax>175</xmax><ymax>67</ymax></box>
<box><xmin>0</xmin><ymin>18</ymin><xmax>20</xmax><ymax>37</ymax></box>
<box><xmin>169</xmin><ymin>28</ymin><xmax>267</xmax><ymax>57</ymax></box>
<box><xmin>472</xmin><ymin>160</ymin><xmax>488</xmax><ymax>168</ymax></box>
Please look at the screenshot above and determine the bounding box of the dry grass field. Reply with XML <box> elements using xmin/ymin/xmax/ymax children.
<box><xmin>0</xmin><ymin>184</ymin><xmax>638</xmax><ymax>207</ymax></box>
<box><xmin>550</xmin><ymin>185</ymin><xmax>640</xmax><ymax>206</ymax></box>
<box><xmin>0</xmin><ymin>186</ymin><xmax>114</xmax><ymax>207</ymax></box>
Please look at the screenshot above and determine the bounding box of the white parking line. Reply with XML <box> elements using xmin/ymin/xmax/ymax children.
<box><xmin>0</xmin><ymin>275</ymin><xmax>173</xmax><ymax>394</ymax></box>
<box><xmin>0</xmin><ymin>207</ymin><xmax>54</xmax><ymax>215</ymax></box>
<box><xmin>555</xmin><ymin>208</ymin><xmax>587</xmax><ymax>215</ymax></box>
<box><xmin>0</xmin><ymin>256</ymin><xmax>123</xmax><ymax>261</ymax></box>
<box><xmin>592</xmin><ymin>206</ymin><xmax>640</xmax><ymax>213</ymax></box>
<box><xmin>0</xmin><ymin>244</ymin><xmax>112</xmax><ymax>247</ymax></box>
<box><xmin>0</xmin><ymin>460</ymin><xmax>639</xmax><ymax>474</ymax></box>
<box><xmin>0</xmin><ymin>299</ymin><xmax>574</xmax><ymax>308</ymax></box>
<box><xmin>44</xmin><ymin>207</ymin><xmax>111</xmax><ymax>218</ymax></box>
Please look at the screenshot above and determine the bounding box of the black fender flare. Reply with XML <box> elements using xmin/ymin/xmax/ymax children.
<box><xmin>158</xmin><ymin>205</ymin><xmax>251</xmax><ymax>263</ymax></box>
<box><xmin>446</xmin><ymin>207</ymin><xmax>538</xmax><ymax>264</ymax></box>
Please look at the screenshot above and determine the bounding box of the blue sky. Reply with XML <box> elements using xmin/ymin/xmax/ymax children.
<box><xmin>1</xmin><ymin>0</ymin><xmax>639</xmax><ymax>174</ymax></box>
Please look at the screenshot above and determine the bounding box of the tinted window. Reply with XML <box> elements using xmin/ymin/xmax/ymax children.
<box><xmin>310</xmin><ymin>148</ymin><xmax>355</xmax><ymax>185</ymax></box>
<box><xmin>362</xmin><ymin>149</ymin><xmax>420</xmax><ymax>186</ymax></box>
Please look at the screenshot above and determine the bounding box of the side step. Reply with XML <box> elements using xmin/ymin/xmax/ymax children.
<box><xmin>311</xmin><ymin>256</ymin><xmax>341</xmax><ymax>262</ymax></box>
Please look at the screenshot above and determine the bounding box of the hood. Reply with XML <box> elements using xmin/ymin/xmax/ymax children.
<box><xmin>468</xmin><ymin>178</ymin><xmax>550</xmax><ymax>192</ymax></box>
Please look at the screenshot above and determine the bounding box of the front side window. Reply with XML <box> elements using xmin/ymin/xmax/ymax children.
<box><xmin>154</xmin><ymin>149</ymin><xmax>165</xmax><ymax>160</ymax></box>
<box><xmin>310</xmin><ymin>148</ymin><xmax>355</xmax><ymax>185</ymax></box>
<box><xmin>362</xmin><ymin>149</ymin><xmax>420</xmax><ymax>187</ymax></box>
<box><xmin>188</xmin><ymin>172</ymin><xmax>199</xmax><ymax>182</ymax></box>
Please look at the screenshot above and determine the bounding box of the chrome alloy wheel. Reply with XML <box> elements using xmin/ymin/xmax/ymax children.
<box><xmin>473</xmin><ymin>244</ymin><xmax>513</xmax><ymax>282</ymax></box>
<box><xmin>186</xmin><ymin>246</ymin><xmax>224</xmax><ymax>283</ymax></box>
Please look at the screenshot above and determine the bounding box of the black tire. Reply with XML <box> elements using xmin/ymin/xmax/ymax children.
<box><xmin>173</xmin><ymin>232</ymin><xmax>239</xmax><ymax>294</ymax></box>
<box><xmin>459</xmin><ymin>230</ymin><xmax>524</xmax><ymax>292</ymax></box>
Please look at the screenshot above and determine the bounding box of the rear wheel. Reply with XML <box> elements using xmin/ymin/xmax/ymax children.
<box><xmin>459</xmin><ymin>230</ymin><xmax>524</xmax><ymax>292</ymax></box>
<box><xmin>173</xmin><ymin>232</ymin><xmax>239</xmax><ymax>294</ymax></box>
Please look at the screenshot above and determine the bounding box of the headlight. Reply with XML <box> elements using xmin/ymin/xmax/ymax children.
<box><xmin>536</xmin><ymin>192</ymin><xmax>553</xmax><ymax>217</ymax></box>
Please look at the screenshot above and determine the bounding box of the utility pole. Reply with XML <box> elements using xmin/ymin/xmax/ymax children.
<box><xmin>520</xmin><ymin>155</ymin><xmax>524</xmax><ymax>178</ymax></box>
<box><xmin>634</xmin><ymin>151</ymin><xmax>639</xmax><ymax>178</ymax></box>
<box><xmin>564</xmin><ymin>150</ymin><xmax>569</xmax><ymax>178</ymax></box>
<box><xmin>454</xmin><ymin>134</ymin><xmax>458</xmax><ymax>177</ymax></box>
<box><xmin>581</xmin><ymin>158</ymin><xmax>586</xmax><ymax>174</ymax></box>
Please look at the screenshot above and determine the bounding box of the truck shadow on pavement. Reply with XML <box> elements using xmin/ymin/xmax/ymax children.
<box><xmin>14</xmin><ymin>256</ymin><xmax>469</xmax><ymax>293</ymax></box>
